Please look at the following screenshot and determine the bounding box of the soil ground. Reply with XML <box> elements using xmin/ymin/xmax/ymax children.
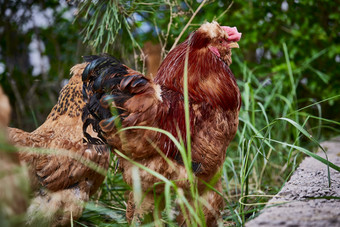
<box><xmin>246</xmin><ymin>137</ymin><xmax>340</xmax><ymax>227</ymax></box>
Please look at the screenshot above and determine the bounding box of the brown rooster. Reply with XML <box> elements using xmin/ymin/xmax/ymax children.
<box><xmin>8</xmin><ymin>64</ymin><xmax>110</xmax><ymax>226</ymax></box>
<box><xmin>82</xmin><ymin>21</ymin><xmax>241</xmax><ymax>226</ymax></box>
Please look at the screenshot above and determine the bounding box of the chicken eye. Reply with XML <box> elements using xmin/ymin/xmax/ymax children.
<box><xmin>219</xmin><ymin>40</ymin><xmax>223</xmax><ymax>44</ymax></box>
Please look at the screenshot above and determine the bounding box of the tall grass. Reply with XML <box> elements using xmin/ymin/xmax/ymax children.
<box><xmin>75</xmin><ymin>44</ymin><xmax>340</xmax><ymax>226</ymax></box>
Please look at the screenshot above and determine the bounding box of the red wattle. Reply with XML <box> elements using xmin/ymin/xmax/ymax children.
<box><xmin>208</xmin><ymin>46</ymin><xmax>221</xmax><ymax>57</ymax></box>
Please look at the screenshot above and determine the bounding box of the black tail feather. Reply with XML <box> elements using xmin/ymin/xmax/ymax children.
<box><xmin>119</xmin><ymin>74</ymin><xmax>141</xmax><ymax>90</ymax></box>
<box><xmin>82</xmin><ymin>54</ymin><xmax>131</xmax><ymax>145</ymax></box>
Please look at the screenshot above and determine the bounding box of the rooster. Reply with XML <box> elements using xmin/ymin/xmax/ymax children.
<box><xmin>82</xmin><ymin>21</ymin><xmax>241</xmax><ymax>226</ymax></box>
<box><xmin>8</xmin><ymin>64</ymin><xmax>110</xmax><ymax>226</ymax></box>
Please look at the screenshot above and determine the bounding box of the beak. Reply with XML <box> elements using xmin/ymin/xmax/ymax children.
<box><xmin>227</xmin><ymin>42</ymin><xmax>239</xmax><ymax>49</ymax></box>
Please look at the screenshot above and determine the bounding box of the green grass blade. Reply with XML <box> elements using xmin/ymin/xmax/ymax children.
<box><xmin>255</xmin><ymin>137</ymin><xmax>340</xmax><ymax>173</ymax></box>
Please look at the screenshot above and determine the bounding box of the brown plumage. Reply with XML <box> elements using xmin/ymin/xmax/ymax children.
<box><xmin>82</xmin><ymin>21</ymin><xmax>241</xmax><ymax>226</ymax></box>
<box><xmin>8</xmin><ymin>64</ymin><xmax>110</xmax><ymax>226</ymax></box>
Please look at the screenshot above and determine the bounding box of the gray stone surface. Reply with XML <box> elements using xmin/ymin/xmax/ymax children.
<box><xmin>246</xmin><ymin>137</ymin><xmax>340</xmax><ymax>227</ymax></box>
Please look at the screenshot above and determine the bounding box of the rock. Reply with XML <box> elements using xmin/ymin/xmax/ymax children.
<box><xmin>246</xmin><ymin>137</ymin><xmax>340</xmax><ymax>227</ymax></box>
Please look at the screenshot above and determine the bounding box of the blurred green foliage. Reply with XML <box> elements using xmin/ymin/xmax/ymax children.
<box><xmin>225</xmin><ymin>1</ymin><xmax>340</xmax><ymax>120</ymax></box>
<box><xmin>0</xmin><ymin>0</ymin><xmax>88</xmax><ymax>130</ymax></box>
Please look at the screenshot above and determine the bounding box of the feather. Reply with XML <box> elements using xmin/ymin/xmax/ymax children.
<box><xmin>131</xmin><ymin>78</ymin><xmax>148</xmax><ymax>88</ymax></box>
<box><xmin>120</xmin><ymin>75</ymin><xmax>141</xmax><ymax>90</ymax></box>
<box><xmin>99</xmin><ymin>116</ymin><xmax>119</xmax><ymax>132</ymax></box>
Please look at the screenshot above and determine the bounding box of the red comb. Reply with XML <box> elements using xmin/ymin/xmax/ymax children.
<box><xmin>221</xmin><ymin>26</ymin><xmax>242</xmax><ymax>42</ymax></box>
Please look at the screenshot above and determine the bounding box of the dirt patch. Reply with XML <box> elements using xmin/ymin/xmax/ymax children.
<box><xmin>246</xmin><ymin>137</ymin><xmax>340</xmax><ymax>227</ymax></box>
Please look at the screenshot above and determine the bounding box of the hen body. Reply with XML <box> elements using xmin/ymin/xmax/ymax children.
<box><xmin>82</xmin><ymin>21</ymin><xmax>241</xmax><ymax>226</ymax></box>
<box><xmin>8</xmin><ymin>64</ymin><xmax>110</xmax><ymax>226</ymax></box>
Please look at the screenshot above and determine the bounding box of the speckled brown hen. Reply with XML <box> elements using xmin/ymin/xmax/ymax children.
<box><xmin>82</xmin><ymin>21</ymin><xmax>241</xmax><ymax>226</ymax></box>
<box><xmin>7</xmin><ymin>65</ymin><xmax>110</xmax><ymax>226</ymax></box>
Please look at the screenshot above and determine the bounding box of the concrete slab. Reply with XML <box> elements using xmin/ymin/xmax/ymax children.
<box><xmin>246</xmin><ymin>137</ymin><xmax>340</xmax><ymax>227</ymax></box>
